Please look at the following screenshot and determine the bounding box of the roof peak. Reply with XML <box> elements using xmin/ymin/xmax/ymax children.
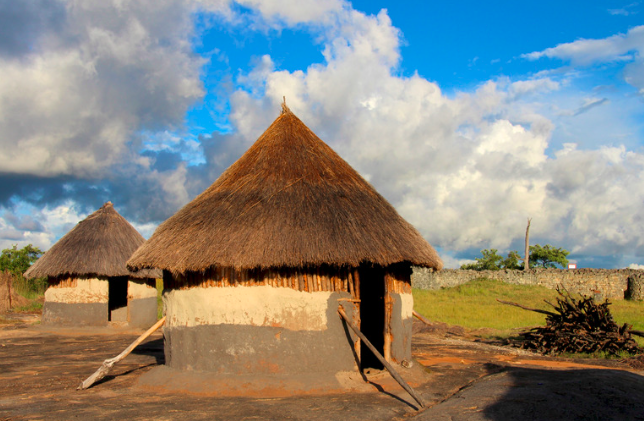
<box><xmin>127</xmin><ymin>105</ymin><xmax>443</xmax><ymax>273</ymax></box>
<box><xmin>280</xmin><ymin>96</ymin><xmax>292</xmax><ymax>115</ymax></box>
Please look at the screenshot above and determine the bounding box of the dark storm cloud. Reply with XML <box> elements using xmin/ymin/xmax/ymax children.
<box><xmin>0</xmin><ymin>173</ymin><xmax>74</xmax><ymax>206</ymax></box>
<box><xmin>141</xmin><ymin>150</ymin><xmax>185</xmax><ymax>173</ymax></box>
<box><xmin>0</xmin><ymin>165</ymin><xmax>182</xmax><ymax>227</ymax></box>
<box><xmin>0</xmin><ymin>0</ymin><xmax>67</xmax><ymax>58</ymax></box>
<box><xmin>2</xmin><ymin>212</ymin><xmax>45</xmax><ymax>232</ymax></box>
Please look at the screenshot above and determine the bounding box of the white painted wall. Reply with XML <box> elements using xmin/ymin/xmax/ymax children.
<box><xmin>400</xmin><ymin>292</ymin><xmax>413</xmax><ymax>320</ymax></box>
<box><xmin>45</xmin><ymin>277</ymin><xmax>109</xmax><ymax>304</ymax></box>
<box><xmin>128</xmin><ymin>280</ymin><xmax>157</xmax><ymax>300</ymax></box>
<box><xmin>165</xmin><ymin>285</ymin><xmax>332</xmax><ymax>331</ymax></box>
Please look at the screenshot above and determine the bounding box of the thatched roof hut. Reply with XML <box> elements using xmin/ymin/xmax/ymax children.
<box><xmin>26</xmin><ymin>202</ymin><xmax>161</xmax><ymax>327</ymax></box>
<box><xmin>128</xmin><ymin>105</ymin><xmax>442</xmax><ymax>382</ymax></box>
<box><xmin>26</xmin><ymin>202</ymin><xmax>159</xmax><ymax>280</ymax></box>
<box><xmin>129</xmin><ymin>107</ymin><xmax>441</xmax><ymax>273</ymax></box>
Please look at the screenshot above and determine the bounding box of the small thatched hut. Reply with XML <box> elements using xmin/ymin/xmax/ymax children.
<box><xmin>128</xmin><ymin>105</ymin><xmax>442</xmax><ymax>378</ymax></box>
<box><xmin>25</xmin><ymin>202</ymin><xmax>161</xmax><ymax>328</ymax></box>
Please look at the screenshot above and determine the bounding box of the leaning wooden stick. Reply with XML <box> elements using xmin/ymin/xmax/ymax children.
<box><xmin>337</xmin><ymin>307</ymin><xmax>425</xmax><ymax>409</ymax></box>
<box><xmin>496</xmin><ymin>299</ymin><xmax>558</xmax><ymax>317</ymax></box>
<box><xmin>78</xmin><ymin>316</ymin><xmax>166</xmax><ymax>390</ymax></box>
<box><xmin>412</xmin><ymin>310</ymin><xmax>432</xmax><ymax>326</ymax></box>
<box><xmin>630</xmin><ymin>330</ymin><xmax>644</xmax><ymax>338</ymax></box>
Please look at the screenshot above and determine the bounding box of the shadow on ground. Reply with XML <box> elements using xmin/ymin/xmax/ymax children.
<box><xmin>415</xmin><ymin>366</ymin><xmax>644</xmax><ymax>421</ymax></box>
<box><xmin>131</xmin><ymin>337</ymin><xmax>164</xmax><ymax>364</ymax></box>
<box><xmin>1</xmin><ymin>321</ymin><xmax>643</xmax><ymax>420</ymax></box>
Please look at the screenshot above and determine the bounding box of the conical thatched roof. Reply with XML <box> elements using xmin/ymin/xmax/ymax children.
<box><xmin>128</xmin><ymin>106</ymin><xmax>442</xmax><ymax>274</ymax></box>
<box><xmin>25</xmin><ymin>202</ymin><xmax>161</xmax><ymax>279</ymax></box>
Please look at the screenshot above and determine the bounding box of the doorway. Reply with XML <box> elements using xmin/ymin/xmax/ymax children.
<box><xmin>358</xmin><ymin>264</ymin><xmax>385</xmax><ymax>370</ymax></box>
<box><xmin>108</xmin><ymin>277</ymin><xmax>128</xmax><ymax>322</ymax></box>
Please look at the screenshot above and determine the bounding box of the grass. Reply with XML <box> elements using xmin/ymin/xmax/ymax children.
<box><xmin>11</xmin><ymin>275</ymin><xmax>47</xmax><ymax>298</ymax></box>
<box><xmin>12</xmin><ymin>300</ymin><xmax>43</xmax><ymax>313</ymax></box>
<box><xmin>413</xmin><ymin>278</ymin><xmax>644</xmax><ymax>346</ymax></box>
<box><xmin>559</xmin><ymin>350</ymin><xmax>635</xmax><ymax>360</ymax></box>
<box><xmin>156</xmin><ymin>278</ymin><xmax>164</xmax><ymax>320</ymax></box>
<box><xmin>413</xmin><ymin>278</ymin><xmax>560</xmax><ymax>331</ymax></box>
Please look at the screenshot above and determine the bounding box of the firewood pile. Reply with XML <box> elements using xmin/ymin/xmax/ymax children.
<box><xmin>498</xmin><ymin>288</ymin><xmax>644</xmax><ymax>356</ymax></box>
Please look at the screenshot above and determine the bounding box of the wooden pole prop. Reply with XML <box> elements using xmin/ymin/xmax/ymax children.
<box><xmin>496</xmin><ymin>299</ymin><xmax>558</xmax><ymax>317</ymax></box>
<box><xmin>337</xmin><ymin>307</ymin><xmax>425</xmax><ymax>409</ymax></box>
<box><xmin>412</xmin><ymin>310</ymin><xmax>432</xmax><ymax>326</ymax></box>
<box><xmin>78</xmin><ymin>316</ymin><xmax>166</xmax><ymax>390</ymax></box>
<box><xmin>524</xmin><ymin>217</ymin><xmax>532</xmax><ymax>271</ymax></box>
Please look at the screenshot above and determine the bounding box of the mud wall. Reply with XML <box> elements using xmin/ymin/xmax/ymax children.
<box><xmin>163</xmin><ymin>284</ymin><xmax>360</xmax><ymax>374</ymax></box>
<box><xmin>45</xmin><ymin>277</ymin><xmax>109</xmax><ymax>304</ymax></box>
<box><xmin>0</xmin><ymin>271</ymin><xmax>12</xmax><ymax>313</ymax></box>
<box><xmin>43</xmin><ymin>276</ymin><xmax>109</xmax><ymax>326</ymax></box>
<box><xmin>388</xmin><ymin>292</ymin><xmax>413</xmax><ymax>364</ymax></box>
<box><xmin>127</xmin><ymin>279</ymin><xmax>157</xmax><ymax>328</ymax></box>
<box><xmin>412</xmin><ymin>268</ymin><xmax>644</xmax><ymax>300</ymax></box>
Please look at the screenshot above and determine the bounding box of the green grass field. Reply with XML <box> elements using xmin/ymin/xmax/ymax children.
<box><xmin>413</xmin><ymin>278</ymin><xmax>644</xmax><ymax>341</ymax></box>
<box><xmin>156</xmin><ymin>279</ymin><xmax>164</xmax><ymax>319</ymax></box>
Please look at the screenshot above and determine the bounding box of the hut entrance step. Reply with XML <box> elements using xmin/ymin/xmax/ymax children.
<box><xmin>110</xmin><ymin>306</ymin><xmax>128</xmax><ymax>322</ymax></box>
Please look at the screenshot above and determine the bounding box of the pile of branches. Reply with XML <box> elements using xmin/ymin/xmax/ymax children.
<box><xmin>498</xmin><ymin>288</ymin><xmax>644</xmax><ymax>356</ymax></box>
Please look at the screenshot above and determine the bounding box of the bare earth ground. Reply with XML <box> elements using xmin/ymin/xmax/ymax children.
<box><xmin>1</xmin><ymin>315</ymin><xmax>644</xmax><ymax>421</ymax></box>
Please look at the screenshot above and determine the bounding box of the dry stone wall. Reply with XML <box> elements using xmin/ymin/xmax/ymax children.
<box><xmin>412</xmin><ymin>267</ymin><xmax>644</xmax><ymax>300</ymax></box>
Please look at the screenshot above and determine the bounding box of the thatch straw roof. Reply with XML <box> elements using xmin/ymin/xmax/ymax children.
<box><xmin>128</xmin><ymin>106</ymin><xmax>442</xmax><ymax>274</ymax></box>
<box><xmin>25</xmin><ymin>202</ymin><xmax>161</xmax><ymax>280</ymax></box>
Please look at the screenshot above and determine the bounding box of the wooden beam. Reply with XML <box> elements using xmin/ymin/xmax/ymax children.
<box><xmin>337</xmin><ymin>307</ymin><xmax>425</xmax><ymax>409</ymax></box>
<box><xmin>412</xmin><ymin>310</ymin><xmax>432</xmax><ymax>326</ymax></box>
<box><xmin>78</xmin><ymin>317</ymin><xmax>166</xmax><ymax>390</ymax></box>
<box><xmin>496</xmin><ymin>299</ymin><xmax>558</xmax><ymax>317</ymax></box>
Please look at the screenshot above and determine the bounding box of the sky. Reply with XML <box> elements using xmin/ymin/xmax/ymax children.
<box><xmin>1</xmin><ymin>0</ymin><xmax>644</xmax><ymax>269</ymax></box>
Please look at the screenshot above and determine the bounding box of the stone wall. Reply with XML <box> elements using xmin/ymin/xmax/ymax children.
<box><xmin>411</xmin><ymin>267</ymin><xmax>644</xmax><ymax>300</ymax></box>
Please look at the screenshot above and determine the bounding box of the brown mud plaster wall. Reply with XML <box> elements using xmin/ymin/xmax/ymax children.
<box><xmin>412</xmin><ymin>268</ymin><xmax>644</xmax><ymax>300</ymax></box>
<box><xmin>42</xmin><ymin>301</ymin><xmax>108</xmax><ymax>326</ymax></box>
<box><xmin>0</xmin><ymin>271</ymin><xmax>12</xmax><ymax>312</ymax></box>
<box><xmin>42</xmin><ymin>277</ymin><xmax>109</xmax><ymax>326</ymax></box>
<box><xmin>127</xmin><ymin>280</ymin><xmax>157</xmax><ymax>328</ymax></box>
<box><xmin>163</xmin><ymin>285</ymin><xmax>360</xmax><ymax>374</ymax></box>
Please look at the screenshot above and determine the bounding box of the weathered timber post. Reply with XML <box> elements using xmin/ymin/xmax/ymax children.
<box><xmin>78</xmin><ymin>317</ymin><xmax>166</xmax><ymax>390</ymax></box>
<box><xmin>338</xmin><ymin>307</ymin><xmax>425</xmax><ymax>410</ymax></box>
<box><xmin>524</xmin><ymin>217</ymin><xmax>532</xmax><ymax>271</ymax></box>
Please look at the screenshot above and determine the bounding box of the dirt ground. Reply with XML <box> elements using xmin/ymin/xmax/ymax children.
<box><xmin>1</xmin><ymin>315</ymin><xmax>644</xmax><ymax>421</ymax></box>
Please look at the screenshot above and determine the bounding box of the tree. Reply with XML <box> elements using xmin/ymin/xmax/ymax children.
<box><xmin>524</xmin><ymin>218</ymin><xmax>531</xmax><ymax>271</ymax></box>
<box><xmin>503</xmin><ymin>250</ymin><xmax>523</xmax><ymax>270</ymax></box>
<box><xmin>0</xmin><ymin>244</ymin><xmax>45</xmax><ymax>294</ymax></box>
<box><xmin>529</xmin><ymin>244</ymin><xmax>569</xmax><ymax>269</ymax></box>
<box><xmin>461</xmin><ymin>249</ymin><xmax>504</xmax><ymax>271</ymax></box>
<box><xmin>0</xmin><ymin>244</ymin><xmax>43</xmax><ymax>276</ymax></box>
<box><xmin>462</xmin><ymin>243</ymin><xmax>571</xmax><ymax>271</ymax></box>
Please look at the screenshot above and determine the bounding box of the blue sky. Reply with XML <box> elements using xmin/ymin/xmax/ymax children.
<box><xmin>1</xmin><ymin>0</ymin><xmax>643</xmax><ymax>269</ymax></box>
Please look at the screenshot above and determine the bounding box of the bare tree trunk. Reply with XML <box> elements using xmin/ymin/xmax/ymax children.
<box><xmin>524</xmin><ymin>218</ymin><xmax>532</xmax><ymax>271</ymax></box>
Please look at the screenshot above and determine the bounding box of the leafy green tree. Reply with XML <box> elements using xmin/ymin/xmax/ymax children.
<box><xmin>529</xmin><ymin>244</ymin><xmax>569</xmax><ymax>269</ymax></box>
<box><xmin>460</xmin><ymin>249</ymin><xmax>504</xmax><ymax>270</ymax></box>
<box><xmin>503</xmin><ymin>250</ymin><xmax>523</xmax><ymax>270</ymax></box>
<box><xmin>0</xmin><ymin>244</ymin><xmax>43</xmax><ymax>276</ymax></box>
<box><xmin>0</xmin><ymin>244</ymin><xmax>46</xmax><ymax>294</ymax></box>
